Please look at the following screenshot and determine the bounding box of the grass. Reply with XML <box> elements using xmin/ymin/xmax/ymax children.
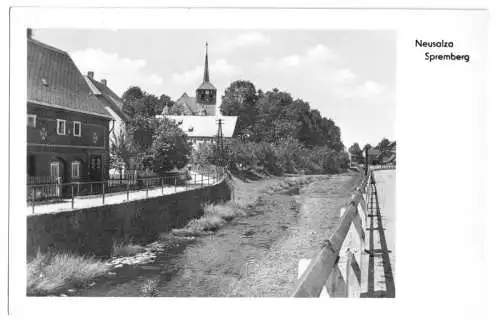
<box><xmin>141</xmin><ymin>278</ymin><xmax>160</xmax><ymax>297</ymax></box>
<box><xmin>171</xmin><ymin>201</ymin><xmax>246</xmax><ymax>237</ymax></box>
<box><xmin>27</xmin><ymin>251</ymin><xmax>110</xmax><ymax>295</ymax></box>
<box><xmin>111</xmin><ymin>239</ymin><xmax>145</xmax><ymax>257</ymax></box>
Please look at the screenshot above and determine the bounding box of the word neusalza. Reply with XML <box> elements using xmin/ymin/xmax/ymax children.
<box><xmin>415</xmin><ymin>40</ymin><xmax>470</xmax><ymax>63</ymax></box>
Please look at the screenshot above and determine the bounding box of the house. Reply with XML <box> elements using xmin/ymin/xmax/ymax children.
<box><xmin>27</xmin><ymin>38</ymin><xmax>113</xmax><ymax>185</ymax></box>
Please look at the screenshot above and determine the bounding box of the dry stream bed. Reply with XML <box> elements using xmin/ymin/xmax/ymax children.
<box><xmin>67</xmin><ymin>173</ymin><xmax>360</xmax><ymax>297</ymax></box>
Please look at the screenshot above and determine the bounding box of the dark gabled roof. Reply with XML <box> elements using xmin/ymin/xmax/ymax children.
<box><xmin>27</xmin><ymin>39</ymin><xmax>112</xmax><ymax>119</ymax></box>
<box><xmin>85</xmin><ymin>76</ymin><xmax>129</xmax><ymax>122</ymax></box>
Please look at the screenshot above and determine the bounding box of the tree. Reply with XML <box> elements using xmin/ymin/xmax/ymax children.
<box><xmin>348</xmin><ymin>142</ymin><xmax>364</xmax><ymax>164</ymax></box>
<box><xmin>220</xmin><ymin>80</ymin><xmax>259</xmax><ymax>136</ymax></box>
<box><xmin>109</xmin><ymin>127</ymin><xmax>138</xmax><ymax>171</ymax></box>
<box><xmin>122</xmin><ymin>86</ymin><xmax>173</xmax><ymax>119</ymax></box>
<box><xmin>149</xmin><ymin>117</ymin><xmax>192</xmax><ymax>174</ymax></box>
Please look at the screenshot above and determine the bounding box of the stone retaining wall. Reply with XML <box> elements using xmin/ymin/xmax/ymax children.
<box><xmin>27</xmin><ymin>179</ymin><xmax>232</xmax><ymax>257</ymax></box>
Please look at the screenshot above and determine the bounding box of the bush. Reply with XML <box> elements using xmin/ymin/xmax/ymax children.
<box><xmin>191</xmin><ymin>137</ymin><xmax>349</xmax><ymax>177</ymax></box>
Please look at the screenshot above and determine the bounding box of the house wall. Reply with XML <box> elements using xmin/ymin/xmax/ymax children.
<box><xmin>27</xmin><ymin>178</ymin><xmax>232</xmax><ymax>257</ymax></box>
<box><xmin>27</xmin><ymin>103</ymin><xmax>110</xmax><ymax>181</ymax></box>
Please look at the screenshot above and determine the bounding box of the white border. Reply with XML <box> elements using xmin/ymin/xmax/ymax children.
<box><xmin>4</xmin><ymin>2</ymin><xmax>499</xmax><ymax>330</ymax></box>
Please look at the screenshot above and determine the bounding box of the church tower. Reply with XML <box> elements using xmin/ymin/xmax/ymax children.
<box><xmin>196</xmin><ymin>42</ymin><xmax>217</xmax><ymax>116</ymax></box>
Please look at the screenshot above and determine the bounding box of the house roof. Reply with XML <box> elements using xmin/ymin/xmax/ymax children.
<box><xmin>27</xmin><ymin>39</ymin><xmax>112</xmax><ymax>119</ymax></box>
<box><xmin>84</xmin><ymin>76</ymin><xmax>129</xmax><ymax>122</ymax></box>
<box><xmin>160</xmin><ymin>115</ymin><xmax>238</xmax><ymax>138</ymax></box>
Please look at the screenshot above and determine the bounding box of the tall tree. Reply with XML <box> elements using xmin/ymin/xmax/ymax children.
<box><xmin>220</xmin><ymin>80</ymin><xmax>259</xmax><ymax>136</ymax></box>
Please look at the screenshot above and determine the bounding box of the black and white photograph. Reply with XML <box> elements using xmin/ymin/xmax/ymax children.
<box><xmin>25</xmin><ymin>28</ymin><xmax>396</xmax><ymax>298</ymax></box>
<box><xmin>5</xmin><ymin>3</ymin><xmax>497</xmax><ymax>330</ymax></box>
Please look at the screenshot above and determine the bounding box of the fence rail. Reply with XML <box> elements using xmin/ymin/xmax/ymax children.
<box><xmin>27</xmin><ymin>168</ymin><xmax>226</xmax><ymax>214</ymax></box>
<box><xmin>292</xmin><ymin>163</ymin><xmax>395</xmax><ymax>297</ymax></box>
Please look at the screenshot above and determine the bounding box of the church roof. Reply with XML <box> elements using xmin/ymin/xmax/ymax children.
<box><xmin>166</xmin><ymin>93</ymin><xmax>205</xmax><ymax>115</ymax></box>
<box><xmin>161</xmin><ymin>115</ymin><xmax>238</xmax><ymax>138</ymax></box>
<box><xmin>27</xmin><ymin>38</ymin><xmax>112</xmax><ymax>119</ymax></box>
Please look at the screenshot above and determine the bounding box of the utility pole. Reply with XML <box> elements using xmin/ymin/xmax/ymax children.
<box><xmin>216</xmin><ymin>118</ymin><xmax>225</xmax><ymax>169</ymax></box>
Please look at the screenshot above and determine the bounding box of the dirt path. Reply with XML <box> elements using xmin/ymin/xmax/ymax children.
<box><xmin>74</xmin><ymin>173</ymin><xmax>360</xmax><ymax>297</ymax></box>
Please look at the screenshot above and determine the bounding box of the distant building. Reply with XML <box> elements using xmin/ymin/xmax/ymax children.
<box><xmin>27</xmin><ymin>38</ymin><xmax>112</xmax><ymax>183</ymax></box>
<box><xmin>160</xmin><ymin>43</ymin><xmax>237</xmax><ymax>149</ymax></box>
<box><xmin>165</xmin><ymin>43</ymin><xmax>217</xmax><ymax>116</ymax></box>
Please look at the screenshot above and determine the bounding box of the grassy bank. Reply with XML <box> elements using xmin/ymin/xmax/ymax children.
<box><xmin>27</xmin><ymin>251</ymin><xmax>110</xmax><ymax>295</ymax></box>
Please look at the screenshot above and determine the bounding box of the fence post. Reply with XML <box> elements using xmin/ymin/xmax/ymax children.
<box><xmin>161</xmin><ymin>178</ymin><xmax>164</xmax><ymax>195</ymax></box>
<box><xmin>32</xmin><ymin>186</ymin><xmax>35</xmax><ymax>214</ymax></box>
<box><xmin>174</xmin><ymin>176</ymin><xmax>177</xmax><ymax>193</ymax></box>
<box><xmin>127</xmin><ymin>181</ymin><xmax>130</xmax><ymax>201</ymax></box>
<box><xmin>102</xmin><ymin>182</ymin><xmax>105</xmax><ymax>205</ymax></box>
<box><xmin>146</xmin><ymin>180</ymin><xmax>149</xmax><ymax>198</ymax></box>
<box><xmin>71</xmin><ymin>183</ymin><xmax>74</xmax><ymax>209</ymax></box>
<box><xmin>201</xmin><ymin>173</ymin><xmax>204</xmax><ymax>187</ymax></box>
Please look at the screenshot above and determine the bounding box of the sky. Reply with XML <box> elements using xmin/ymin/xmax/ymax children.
<box><xmin>33</xmin><ymin>29</ymin><xmax>396</xmax><ymax>148</ymax></box>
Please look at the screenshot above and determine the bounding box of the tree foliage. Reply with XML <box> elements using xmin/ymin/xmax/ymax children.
<box><xmin>348</xmin><ymin>142</ymin><xmax>364</xmax><ymax>164</ymax></box>
<box><xmin>148</xmin><ymin>117</ymin><xmax>192</xmax><ymax>174</ymax></box>
<box><xmin>221</xmin><ymin>85</ymin><xmax>344</xmax><ymax>151</ymax></box>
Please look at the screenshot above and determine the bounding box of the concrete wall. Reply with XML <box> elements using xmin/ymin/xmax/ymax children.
<box><xmin>27</xmin><ymin>179</ymin><xmax>232</xmax><ymax>257</ymax></box>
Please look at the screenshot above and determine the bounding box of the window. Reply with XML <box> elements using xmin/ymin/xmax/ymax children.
<box><xmin>57</xmin><ymin>119</ymin><xmax>66</xmax><ymax>135</ymax></box>
<box><xmin>73</xmin><ymin>121</ymin><xmax>81</xmax><ymax>137</ymax></box>
<box><xmin>71</xmin><ymin>161</ymin><xmax>80</xmax><ymax>178</ymax></box>
<box><xmin>27</xmin><ymin>115</ymin><xmax>37</xmax><ymax>128</ymax></box>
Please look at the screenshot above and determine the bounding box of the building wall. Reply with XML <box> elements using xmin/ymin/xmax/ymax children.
<box><xmin>27</xmin><ymin>178</ymin><xmax>232</xmax><ymax>257</ymax></box>
<box><xmin>27</xmin><ymin>102</ymin><xmax>110</xmax><ymax>181</ymax></box>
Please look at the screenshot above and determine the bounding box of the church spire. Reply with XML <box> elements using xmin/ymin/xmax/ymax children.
<box><xmin>203</xmin><ymin>42</ymin><xmax>210</xmax><ymax>83</ymax></box>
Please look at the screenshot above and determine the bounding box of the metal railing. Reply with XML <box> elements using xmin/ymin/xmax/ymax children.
<box><xmin>27</xmin><ymin>168</ymin><xmax>226</xmax><ymax>214</ymax></box>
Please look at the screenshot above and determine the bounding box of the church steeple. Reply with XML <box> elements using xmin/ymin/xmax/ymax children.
<box><xmin>196</xmin><ymin>41</ymin><xmax>217</xmax><ymax>115</ymax></box>
<box><xmin>203</xmin><ymin>42</ymin><xmax>210</xmax><ymax>83</ymax></box>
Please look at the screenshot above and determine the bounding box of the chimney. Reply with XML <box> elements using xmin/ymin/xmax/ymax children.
<box><xmin>87</xmin><ymin>71</ymin><xmax>94</xmax><ymax>79</ymax></box>
<box><xmin>101</xmin><ymin>79</ymin><xmax>107</xmax><ymax>86</ymax></box>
